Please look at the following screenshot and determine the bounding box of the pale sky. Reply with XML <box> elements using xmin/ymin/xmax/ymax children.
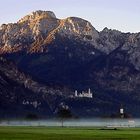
<box><xmin>0</xmin><ymin>0</ymin><xmax>140</xmax><ymax>33</ymax></box>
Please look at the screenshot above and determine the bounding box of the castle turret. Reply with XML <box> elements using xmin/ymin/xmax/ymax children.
<box><xmin>88</xmin><ymin>88</ymin><xmax>91</xmax><ymax>94</ymax></box>
<box><xmin>75</xmin><ymin>90</ymin><xmax>78</xmax><ymax>97</ymax></box>
<box><xmin>88</xmin><ymin>88</ymin><xmax>93</xmax><ymax>98</ymax></box>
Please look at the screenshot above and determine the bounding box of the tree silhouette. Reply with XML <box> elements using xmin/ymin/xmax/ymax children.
<box><xmin>57</xmin><ymin>103</ymin><xmax>72</xmax><ymax>127</ymax></box>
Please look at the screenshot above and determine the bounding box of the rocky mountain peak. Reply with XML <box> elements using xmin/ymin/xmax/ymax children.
<box><xmin>57</xmin><ymin>17</ymin><xmax>99</xmax><ymax>42</ymax></box>
<box><xmin>0</xmin><ymin>10</ymin><xmax>140</xmax><ymax>62</ymax></box>
<box><xmin>18</xmin><ymin>10</ymin><xmax>57</xmax><ymax>23</ymax></box>
<box><xmin>64</xmin><ymin>17</ymin><xmax>94</xmax><ymax>33</ymax></box>
<box><xmin>102</xmin><ymin>27</ymin><xmax>110</xmax><ymax>32</ymax></box>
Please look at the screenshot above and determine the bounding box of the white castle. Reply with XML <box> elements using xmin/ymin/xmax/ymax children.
<box><xmin>74</xmin><ymin>88</ymin><xmax>93</xmax><ymax>98</ymax></box>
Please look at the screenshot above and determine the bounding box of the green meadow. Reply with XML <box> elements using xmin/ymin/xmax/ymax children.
<box><xmin>0</xmin><ymin>126</ymin><xmax>140</xmax><ymax>140</ymax></box>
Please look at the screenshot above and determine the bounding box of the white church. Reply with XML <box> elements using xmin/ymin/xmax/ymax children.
<box><xmin>74</xmin><ymin>88</ymin><xmax>93</xmax><ymax>98</ymax></box>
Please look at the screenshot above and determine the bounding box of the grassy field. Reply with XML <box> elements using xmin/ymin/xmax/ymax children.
<box><xmin>0</xmin><ymin>126</ymin><xmax>140</xmax><ymax>140</ymax></box>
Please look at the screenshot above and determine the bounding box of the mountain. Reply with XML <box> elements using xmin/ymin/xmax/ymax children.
<box><xmin>0</xmin><ymin>57</ymin><xmax>50</xmax><ymax>118</ymax></box>
<box><xmin>0</xmin><ymin>57</ymin><xmax>74</xmax><ymax>118</ymax></box>
<box><xmin>0</xmin><ymin>10</ymin><xmax>99</xmax><ymax>53</ymax></box>
<box><xmin>0</xmin><ymin>10</ymin><xmax>140</xmax><ymax>117</ymax></box>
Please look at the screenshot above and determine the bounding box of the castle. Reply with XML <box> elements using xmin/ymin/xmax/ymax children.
<box><xmin>74</xmin><ymin>88</ymin><xmax>93</xmax><ymax>98</ymax></box>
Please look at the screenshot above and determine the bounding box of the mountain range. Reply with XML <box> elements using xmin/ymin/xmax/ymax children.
<box><xmin>0</xmin><ymin>10</ymin><xmax>140</xmax><ymax>118</ymax></box>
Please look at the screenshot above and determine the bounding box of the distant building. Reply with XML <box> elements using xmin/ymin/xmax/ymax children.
<box><xmin>120</xmin><ymin>108</ymin><xmax>124</xmax><ymax>114</ymax></box>
<box><xmin>120</xmin><ymin>106</ymin><xmax>124</xmax><ymax>118</ymax></box>
<box><xmin>74</xmin><ymin>88</ymin><xmax>93</xmax><ymax>98</ymax></box>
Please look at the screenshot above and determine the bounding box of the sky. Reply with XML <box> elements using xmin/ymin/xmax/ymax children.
<box><xmin>0</xmin><ymin>0</ymin><xmax>140</xmax><ymax>33</ymax></box>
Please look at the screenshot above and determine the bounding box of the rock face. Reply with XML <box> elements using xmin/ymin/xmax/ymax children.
<box><xmin>0</xmin><ymin>57</ymin><xmax>72</xmax><ymax>118</ymax></box>
<box><xmin>0</xmin><ymin>10</ymin><xmax>99</xmax><ymax>53</ymax></box>
<box><xmin>0</xmin><ymin>57</ymin><xmax>50</xmax><ymax>118</ymax></box>
<box><xmin>1</xmin><ymin>10</ymin><xmax>140</xmax><ymax>117</ymax></box>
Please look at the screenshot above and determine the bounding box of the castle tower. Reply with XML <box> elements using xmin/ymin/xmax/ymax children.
<box><xmin>88</xmin><ymin>88</ymin><xmax>93</xmax><ymax>98</ymax></box>
<box><xmin>75</xmin><ymin>90</ymin><xmax>78</xmax><ymax>97</ymax></box>
<box><xmin>88</xmin><ymin>88</ymin><xmax>91</xmax><ymax>94</ymax></box>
